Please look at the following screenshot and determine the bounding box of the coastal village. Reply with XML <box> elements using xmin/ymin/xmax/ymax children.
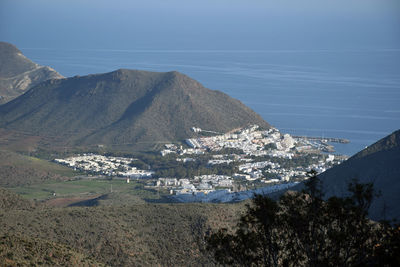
<box><xmin>158</xmin><ymin>125</ymin><xmax>346</xmax><ymax>196</ymax></box>
<box><xmin>55</xmin><ymin>125</ymin><xmax>347</xmax><ymax>200</ymax></box>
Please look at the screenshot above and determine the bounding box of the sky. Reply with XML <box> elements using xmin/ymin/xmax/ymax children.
<box><xmin>1</xmin><ymin>0</ymin><xmax>399</xmax><ymax>50</ymax></box>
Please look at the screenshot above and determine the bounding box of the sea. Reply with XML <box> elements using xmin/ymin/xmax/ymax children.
<box><xmin>21</xmin><ymin>48</ymin><xmax>400</xmax><ymax>156</ymax></box>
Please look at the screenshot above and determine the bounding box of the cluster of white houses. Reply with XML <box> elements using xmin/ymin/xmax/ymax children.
<box><xmin>161</xmin><ymin>125</ymin><xmax>297</xmax><ymax>157</ymax></box>
<box><xmin>54</xmin><ymin>154</ymin><xmax>153</xmax><ymax>178</ymax></box>
<box><xmin>156</xmin><ymin>175</ymin><xmax>234</xmax><ymax>195</ymax></box>
<box><xmin>185</xmin><ymin>125</ymin><xmax>296</xmax><ymax>154</ymax></box>
<box><xmin>154</xmin><ymin>153</ymin><xmax>340</xmax><ymax>195</ymax></box>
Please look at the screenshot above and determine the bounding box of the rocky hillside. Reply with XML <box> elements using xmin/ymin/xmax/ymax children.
<box><xmin>0</xmin><ymin>41</ymin><xmax>63</xmax><ymax>104</ymax></box>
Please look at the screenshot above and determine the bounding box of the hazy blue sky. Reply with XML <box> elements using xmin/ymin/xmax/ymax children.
<box><xmin>1</xmin><ymin>0</ymin><xmax>399</xmax><ymax>50</ymax></box>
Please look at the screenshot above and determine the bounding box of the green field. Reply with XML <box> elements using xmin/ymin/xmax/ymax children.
<box><xmin>10</xmin><ymin>178</ymin><xmax>163</xmax><ymax>202</ymax></box>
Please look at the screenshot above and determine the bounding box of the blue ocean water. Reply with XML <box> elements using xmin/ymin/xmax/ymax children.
<box><xmin>21</xmin><ymin>48</ymin><xmax>400</xmax><ymax>156</ymax></box>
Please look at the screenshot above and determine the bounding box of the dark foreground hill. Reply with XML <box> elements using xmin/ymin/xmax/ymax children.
<box><xmin>0</xmin><ymin>69</ymin><xmax>270</xmax><ymax>150</ymax></box>
<box><xmin>0</xmin><ymin>233</ymin><xmax>103</xmax><ymax>266</ymax></box>
<box><xmin>0</xmin><ymin>200</ymin><xmax>243</xmax><ymax>266</ymax></box>
<box><xmin>317</xmin><ymin>130</ymin><xmax>400</xmax><ymax>222</ymax></box>
<box><xmin>0</xmin><ymin>41</ymin><xmax>63</xmax><ymax>104</ymax></box>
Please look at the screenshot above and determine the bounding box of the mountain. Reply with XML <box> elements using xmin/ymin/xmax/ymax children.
<box><xmin>0</xmin><ymin>69</ymin><xmax>270</xmax><ymax>150</ymax></box>
<box><xmin>0</xmin><ymin>41</ymin><xmax>63</xmax><ymax>104</ymax></box>
<box><xmin>317</xmin><ymin>130</ymin><xmax>400</xmax><ymax>222</ymax></box>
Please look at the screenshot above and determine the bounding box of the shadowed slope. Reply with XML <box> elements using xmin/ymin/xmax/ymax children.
<box><xmin>318</xmin><ymin>130</ymin><xmax>400</xmax><ymax>221</ymax></box>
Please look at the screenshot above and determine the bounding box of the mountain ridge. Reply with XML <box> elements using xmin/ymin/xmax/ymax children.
<box><xmin>0</xmin><ymin>68</ymin><xmax>270</xmax><ymax>149</ymax></box>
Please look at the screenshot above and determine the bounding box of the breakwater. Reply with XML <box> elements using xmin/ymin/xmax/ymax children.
<box><xmin>293</xmin><ymin>136</ymin><xmax>350</xmax><ymax>144</ymax></box>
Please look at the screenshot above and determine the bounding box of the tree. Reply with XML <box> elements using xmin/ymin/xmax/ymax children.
<box><xmin>206</xmin><ymin>172</ymin><xmax>399</xmax><ymax>266</ymax></box>
<box><xmin>207</xmin><ymin>195</ymin><xmax>280</xmax><ymax>266</ymax></box>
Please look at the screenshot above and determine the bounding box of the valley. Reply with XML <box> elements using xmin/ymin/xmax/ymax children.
<box><xmin>3</xmin><ymin>122</ymin><xmax>349</xmax><ymax>213</ymax></box>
